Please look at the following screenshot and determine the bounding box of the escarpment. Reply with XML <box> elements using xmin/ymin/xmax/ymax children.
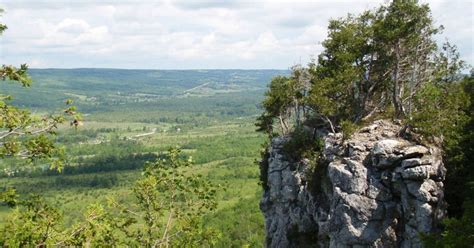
<box><xmin>260</xmin><ymin>120</ymin><xmax>446</xmax><ymax>248</ymax></box>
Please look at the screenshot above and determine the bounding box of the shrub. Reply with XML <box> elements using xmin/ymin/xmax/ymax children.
<box><xmin>283</xmin><ymin>126</ymin><xmax>323</xmax><ymax>161</ymax></box>
<box><xmin>340</xmin><ymin>119</ymin><xmax>358</xmax><ymax>140</ymax></box>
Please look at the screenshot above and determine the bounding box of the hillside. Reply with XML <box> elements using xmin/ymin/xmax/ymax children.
<box><xmin>1</xmin><ymin>69</ymin><xmax>287</xmax><ymax>112</ymax></box>
<box><xmin>0</xmin><ymin>69</ymin><xmax>288</xmax><ymax>246</ymax></box>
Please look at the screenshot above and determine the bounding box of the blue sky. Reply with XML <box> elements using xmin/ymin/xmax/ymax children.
<box><xmin>0</xmin><ymin>0</ymin><xmax>472</xmax><ymax>69</ymax></box>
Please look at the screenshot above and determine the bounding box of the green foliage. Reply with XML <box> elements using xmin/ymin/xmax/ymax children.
<box><xmin>60</xmin><ymin>202</ymin><xmax>131</xmax><ymax>246</ymax></box>
<box><xmin>0</xmin><ymin>61</ymin><xmax>80</xmax><ymax>173</ymax></box>
<box><xmin>259</xmin><ymin>0</ymin><xmax>446</xmax><ymax>137</ymax></box>
<box><xmin>308</xmin><ymin>13</ymin><xmax>366</xmax><ymax>120</ymax></box>
<box><xmin>257</xmin><ymin>0</ymin><xmax>469</xmax><ymax>160</ymax></box>
<box><xmin>0</xmin><ymin>195</ymin><xmax>62</xmax><ymax>247</ymax></box>
<box><xmin>0</xmin><ymin>68</ymin><xmax>287</xmax><ymax>115</ymax></box>
<box><xmin>421</xmin><ymin>201</ymin><xmax>474</xmax><ymax>247</ymax></box>
<box><xmin>409</xmin><ymin>81</ymin><xmax>468</xmax><ymax>141</ymax></box>
<box><xmin>256</xmin><ymin>76</ymin><xmax>292</xmax><ymax>135</ymax></box>
<box><xmin>128</xmin><ymin>147</ymin><xmax>219</xmax><ymax>247</ymax></box>
<box><xmin>1</xmin><ymin>64</ymin><xmax>32</xmax><ymax>87</ymax></box>
<box><xmin>181</xmin><ymin>133</ymin><xmax>262</xmax><ymax>164</ymax></box>
<box><xmin>0</xmin><ymin>23</ymin><xmax>272</xmax><ymax>245</ymax></box>
<box><xmin>0</xmin><ymin>187</ymin><xmax>18</xmax><ymax>207</ymax></box>
<box><xmin>256</xmin><ymin>67</ymin><xmax>310</xmax><ymax>136</ymax></box>
<box><xmin>1</xmin><ymin>148</ymin><xmax>221</xmax><ymax>247</ymax></box>
<box><xmin>0</xmin><ymin>116</ymin><xmax>265</xmax><ymax>246</ymax></box>
<box><xmin>309</xmin><ymin>0</ymin><xmax>439</xmax><ymax>122</ymax></box>
<box><xmin>54</xmin><ymin>174</ymin><xmax>119</xmax><ymax>188</ymax></box>
<box><xmin>255</xmin><ymin>4</ymin><xmax>473</xmax><ymax>247</ymax></box>
<box><xmin>63</xmin><ymin>153</ymin><xmax>157</xmax><ymax>175</ymax></box>
<box><xmin>340</xmin><ymin>119</ymin><xmax>358</xmax><ymax>140</ymax></box>
<box><xmin>408</xmin><ymin>43</ymin><xmax>469</xmax><ymax>143</ymax></box>
<box><xmin>257</xmin><ymin>141</ymin><xmax>270</xmax><ymax>190</ymax></box>
<box><xmin>204</xmin><ymin>193</ymin><xmax>265</xmax><ymax>247</ymax></box>
<box><xmin>442</xmin><ymin>74</ymin><xmax>474</xmax><ymax>217</ymax></box>
<box><xmin>283</xmin><ymin>127</ymin><xmax>323</xmax><ymax>161</ymax></box>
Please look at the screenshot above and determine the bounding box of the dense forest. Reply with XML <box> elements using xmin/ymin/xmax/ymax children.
<box><xmin>1</xmin><ymin>0</ymin><xmax>473</xmax><ymax>247</ymax></box>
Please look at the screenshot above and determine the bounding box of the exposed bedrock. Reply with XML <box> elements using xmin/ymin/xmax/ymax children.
<box><xmin>260</xmin><ymin>120</ymin><xmax>446</xmax><ymax>248</ymax></box>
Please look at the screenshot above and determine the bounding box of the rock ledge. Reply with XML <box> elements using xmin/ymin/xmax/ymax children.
<box><xmin>260</xmin><ymin>120</ymin><xmax>445</xmax><ymax>247</ymax></box>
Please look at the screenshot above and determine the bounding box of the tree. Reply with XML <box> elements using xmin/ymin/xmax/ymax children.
<box><xmin>256</xmin><ymin>66</ymin><xmax>313</xmax><ymax>136</ymax></box>
<box><xmin>1</xmin><ymin>11</ymin><xmax>219</xmax><ymax>246</ymax></box>
<box><xmin>376</xmin><ymin>0</ymin><xmax>438</xmax><ymax>118</ymax></box>
<box><xmin>0</xmin><ymin>9</ymin><xmax>81</xmax><ymax>222</ymax></box>
<box><xmin>437</xmin><ymin>72</ymin><xmax>473</xmax><ymax>218</ymax></box>
<box><xmin>306</xmin><ymin>1</ymin><xmax>439</xmax><ymax>125</ymax></box>
<box><xmin>0</xmin><ymin>9</ymin><xmax>78</xmax><ymax>246</ymax></box>
<box><xmin>259</xmin><ymin>1</ymin><xmax>439</xmax><ymax>135</ymax></box>
<box><xmin>0</xmin><ymin>9</ymin><xmax>80</xmax><ymax>170</ymax></box>
<box><xmin>125</xmin><ymin>147</ymin><xmax>219</xmax><ymax>247</ymax></box>
<box><xmin>407</xmin><ymin>42</ymin><xmax>469</xmax><ymax>142</ymax></box>
<box><xmin>0</xmin><ymin>148</ymin><xmax>220</xmax><ymax>247</ymax></box>
<box><xmin>256</xmin><ymin>75</ymin><xmax>293</xmax><ymax>135</ymax></box>
<box><xmin>258</xmin><ymin>1</ymin><xmax>465</xmax><ymax>137</ymax></box>
<box><xmin>0</xmin><ymin>9</ymin><xmax>81</xmax><ymax>208</ymax></box>
<box><xmin>0</xmin><ymin>194</ymin><xmax>63</xmax><ymax>247</ymax></box>
<box><xmin>308</xmin><ymin>11</ymin><xmax>379</xmax><ymax>129</ymax></box>
<box><xmin>288</xmin><ymin>64</ymin><xmax>311</xmax><ymax>127</ymax></box>
<box><xmin>257</xmin><ymin>1</ymin><xmax>472</xmax><ymax>246</ymax></box>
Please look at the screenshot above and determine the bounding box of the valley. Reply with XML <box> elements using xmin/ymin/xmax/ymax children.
<box><xmin>0</xmin><ymin>69</ymin><xmax>288</xmax><ymax>247</ymax></box>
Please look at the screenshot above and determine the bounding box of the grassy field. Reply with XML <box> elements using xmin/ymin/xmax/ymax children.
<box><xmin>0</xmin><ymin>69</ymin><xmax>286</xmax><ymax>247</ymax></box>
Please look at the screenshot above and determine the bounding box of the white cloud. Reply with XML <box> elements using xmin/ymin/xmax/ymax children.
<box><xmin>56</xmin><ymin>18</ymin><xmax>89</xmax><ymax>34</ymax></box>
<box><xmin>0</xmin><ymin>0</ymin><xmax>472</xmax><ymax>69</ymax></box>
<box><xmin>34</xmin><ymin>18</ymin><xmax>110</xmax><ymax>49</ymax></box>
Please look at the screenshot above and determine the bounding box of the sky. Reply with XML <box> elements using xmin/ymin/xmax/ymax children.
<box><xmin>0</xmin><ymin>0</ymin><xmax>472</xmax><ymax>69</ymax></box>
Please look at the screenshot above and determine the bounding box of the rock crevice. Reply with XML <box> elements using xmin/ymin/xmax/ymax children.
<box><xmin>260</xmin><ymin>120</ymin><xmax>446</xmax><ymax>247</ymax></box>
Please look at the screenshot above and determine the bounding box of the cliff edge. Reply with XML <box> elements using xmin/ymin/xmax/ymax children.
<box><xmin>260</xmin><ymin>120</ymin><xmax>446</xmax><ymax>247</ymax></box>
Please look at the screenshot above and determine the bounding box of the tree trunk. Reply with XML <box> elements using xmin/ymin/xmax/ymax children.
<box><xmin>393</xmin><ymin>42</ymin><xmax>405</xmax><ymax>118</ymax></box>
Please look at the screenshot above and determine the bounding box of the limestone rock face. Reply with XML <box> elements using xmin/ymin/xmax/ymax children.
<box><xmin>260</xmin><ymin>120</ymin><xmax>446</xmax><ymax>248</ymax></box>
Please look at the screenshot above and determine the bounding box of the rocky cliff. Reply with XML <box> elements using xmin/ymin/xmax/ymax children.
<box><xmin>260</xmin><ymin>120</ymin><xmax>446</xmax><ymax>247</ymax></box>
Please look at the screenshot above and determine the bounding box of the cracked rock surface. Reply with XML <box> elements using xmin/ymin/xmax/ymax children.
<box><xmin>260</xmin><ymin>120</ymin><xmax>446</xmax><ymax>247</ymax></box>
